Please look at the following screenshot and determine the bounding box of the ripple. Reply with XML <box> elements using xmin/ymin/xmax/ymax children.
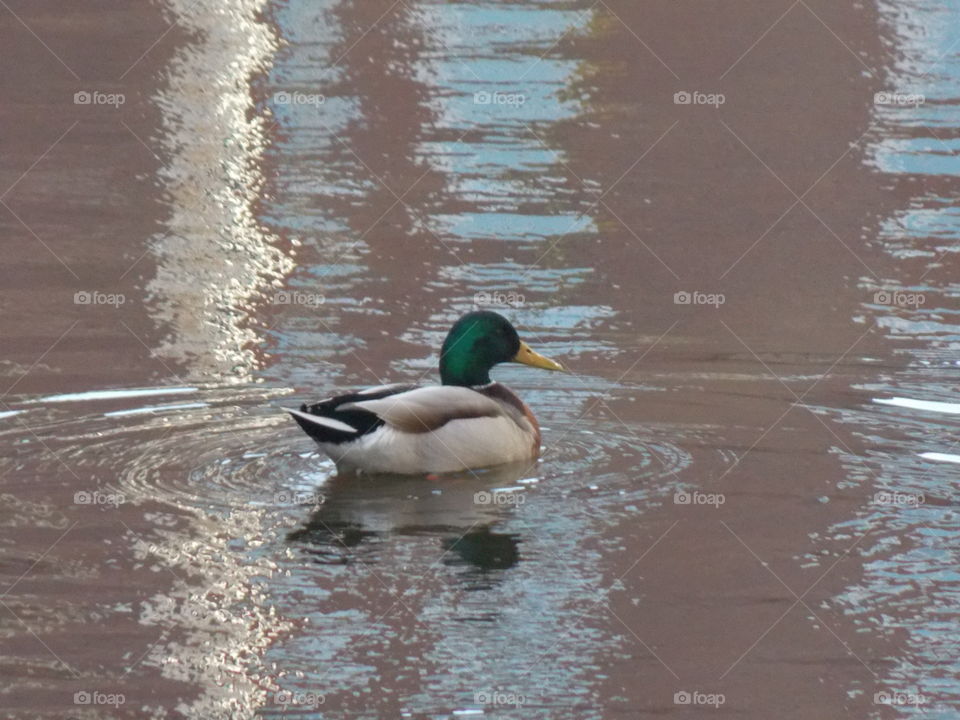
<box><xmin>1</xmin><ymin>372</ymin><xmax>711</xmax><ymax>720</ymax></box>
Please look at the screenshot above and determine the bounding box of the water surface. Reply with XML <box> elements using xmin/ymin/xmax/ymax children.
<box><xmin>1</xmin><ymin>0</ymin><xmax>958</xmax><ymax>718</ymax></box>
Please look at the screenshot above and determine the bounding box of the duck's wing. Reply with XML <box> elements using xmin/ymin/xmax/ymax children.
<box><xmin>285</xmin><ymin>383</ymin><xmax>418</xmax><ymax>444</ymax></box>
<box><xmin>338</xmin><ymin>385</ymin><xmax>505</xmax><ymax>433</ymax></box>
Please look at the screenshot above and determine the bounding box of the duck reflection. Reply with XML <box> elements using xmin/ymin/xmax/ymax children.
<box><xmin>287</xmin><ymin>462</ymin><xmax>530</xmax><ymax>572</ymax></box>
<box><xmin>442</xmin><ymin>526</ymin><xmax>519</xmax><ymax>571</ymax></box>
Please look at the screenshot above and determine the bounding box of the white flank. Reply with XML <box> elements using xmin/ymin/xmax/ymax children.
<box><xmin>324</xmin><ymin>415</ymin><xmax>536</xmax><ymax>475</ymax></box>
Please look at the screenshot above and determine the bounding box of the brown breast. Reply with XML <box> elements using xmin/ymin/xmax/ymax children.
<box><xmin>477</xmin><ymin>383</ymin><xmax>541</xmax><ymax>454</ymax></box>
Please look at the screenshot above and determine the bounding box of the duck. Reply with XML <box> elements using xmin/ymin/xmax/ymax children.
<box><xmin>285</xmin><ymin>310</ymin><xmax>564</xmax><ymax>475</ymax></box>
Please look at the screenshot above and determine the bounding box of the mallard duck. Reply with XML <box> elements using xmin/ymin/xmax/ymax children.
<box><xmin>285</xmin><ymin>311</ymin><xmax>564</xmax><ymax>474</ymax></box>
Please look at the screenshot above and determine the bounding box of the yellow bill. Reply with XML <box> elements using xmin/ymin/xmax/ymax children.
<box><xmin>512</xmin><ymin>340</ymin><xmax>565</xmax><ymax>372</ymax></box>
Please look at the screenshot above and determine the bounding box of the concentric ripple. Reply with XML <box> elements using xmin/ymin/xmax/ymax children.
<box><xmin>1</xmin><ymin>381</ymin><xmax>705</xmax><ymax>719</ymax></box>
<box><xmin>0</xmin><ymin>383</ymin><xmax>692</xmax><ymax>521</ymax></box>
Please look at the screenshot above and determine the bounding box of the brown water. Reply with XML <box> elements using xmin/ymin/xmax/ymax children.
<box><xmin>1</xmin><ymin>0</ymin><xmax>957</xmax><ymax>718</ymax></box>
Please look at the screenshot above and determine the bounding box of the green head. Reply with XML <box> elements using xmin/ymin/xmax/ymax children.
<box><xmin>439</xmin><ymin>310</ymin><xmax>564</xmax><ymax>387</ymax></box>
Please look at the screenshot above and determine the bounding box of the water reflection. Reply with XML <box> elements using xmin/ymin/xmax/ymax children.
<box><xmin>263</xmin><ymin>407</ymin><xmax>690</xmax><ymax>717</ymax></box>
<box><xmin>252</xmin><ymin>4</ymin><xmax>661</xmax><ymax>711</ymax></box>
<box><xmin>444</xmin><ymin>527</ymin><xmax>521</xmax><ymax>572</ymax></box>
<box><xmin>146</xmin><ymin>0</ymin><xmax>293</xmax><ymax>381</ymax></box>
<box><xmin>2</xmin><ymin>1</ymin><xmax>702</xmax><ymax>718</ymax></box>
<box><xmin>832</xmin><ymin>0</ymin><xmax>960</xmax><ymax>714</ymax></box>
<box><xmin>260</xmin><ymin>0</ymin><xmax>609</xmax><ymax>394</ymax></box>
<box><xmin>289</xmin><ymin>463</ymin><xmax>531</xmax><ymax>573</ymax></box>
<box><xmin>0</xmin><ymin>384</ymin><xmax>301</xmax><ymax>718</ymax></box>
<box><xmin>413</xmin><ymin>1</ymin><xmax>597</xmax><ymax>245</ymax></box>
